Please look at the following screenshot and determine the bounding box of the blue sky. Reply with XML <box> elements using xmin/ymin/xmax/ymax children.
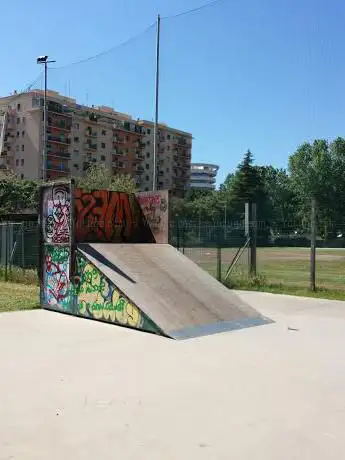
<box><xmin>2</xmin><ymin>0</ymin><xmax>345</xmax><ymax>186</ymax></box>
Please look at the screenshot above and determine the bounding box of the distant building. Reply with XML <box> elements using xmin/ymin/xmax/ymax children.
<box><xmin>189</xmin><ymin>163</ymin><xmax>219</xmax><ymax>190</ymax></box>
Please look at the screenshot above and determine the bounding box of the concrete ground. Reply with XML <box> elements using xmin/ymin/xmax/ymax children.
<box><xmin>1</xmin><ymin>291</ymin><xmax>345</xmax><ymax>460</ymax></box>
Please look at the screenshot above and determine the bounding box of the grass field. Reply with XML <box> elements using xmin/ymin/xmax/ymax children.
<box><xmin>0</xmin><ymin>281</ymin><xmax>39</xmax><ymax>313</ymax></box>
<box><xmin>0</xmin><ymin>247</ymin><xmax>344</xmax><ymax>312</ymax></box>
<box><xmin>184</xmin><ymin>246</ymin><xmax>345</xmax><ymax>299</ymax></box>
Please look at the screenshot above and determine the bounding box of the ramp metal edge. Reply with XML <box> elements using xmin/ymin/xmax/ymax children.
<box><xmin>169</xmin><ymin>316</ymin><xmax>274</xmax><ymax>340</ymax></box>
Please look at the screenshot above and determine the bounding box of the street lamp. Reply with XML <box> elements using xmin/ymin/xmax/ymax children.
<box><xmin>37</xmin><ymin>55</ymin><xmax>56</xmax><ymax>181</ymax></box>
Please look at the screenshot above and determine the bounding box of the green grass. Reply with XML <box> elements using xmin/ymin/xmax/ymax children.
<box><xmin>184</xmin><ymin>247</ymin><xmax>345</xmax><ymax>301</ymax></box>
<box><xmin>0</xmin><ymin>266</ymin><xmax>38</xmax><ymax>285</ymax></box>
<box><xmin>0</xmin><ymin>281</ymin><xmax>40</xmax><ymax>312</ymax></box>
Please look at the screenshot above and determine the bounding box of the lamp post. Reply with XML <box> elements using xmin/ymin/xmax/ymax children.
<box><xmin>37</xmin><ymin>55</ymin><xmax>56</xmax><ymax>181</ymax></box>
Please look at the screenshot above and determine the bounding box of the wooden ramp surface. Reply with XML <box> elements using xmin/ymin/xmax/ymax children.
<box><xmin>77</xmin><ymin>243</ymin><xmax>272</xmax><ymax>339</ymax></box>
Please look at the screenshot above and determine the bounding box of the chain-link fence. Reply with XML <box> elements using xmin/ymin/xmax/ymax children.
<box><xmin>171</xmin><ymin>219</ymin><xmax>345</xmax><ymax>292</ymax></box>
<box><xmin>1</xmin><ymin>216</ymin><xmax>344</xmax><ymax>292</ymax></box>
<box><xmin>0</xmin><ymin>222</ymin><xmax>39</xmax><ymax>282</ymax></box>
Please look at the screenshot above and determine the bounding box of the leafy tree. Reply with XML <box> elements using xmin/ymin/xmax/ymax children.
<box><xmin>258</xmin><ymin>166</ymin><xmax>297</xmax><ymax>222</ymax></box>
<box><xmin>74</xmin><ymin>164</ymin><xmax>137</xmax><ymax>193</ymax></box>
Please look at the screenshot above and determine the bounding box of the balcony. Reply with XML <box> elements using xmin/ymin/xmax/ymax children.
<box><xmin>46</xmin><ymin>164</ymin><xmax>70</xmax><ymax>174</ymax></box>
<box><xmin>136</xmin><ymin>153</ymin><xmax>144</xmax><ymax>160</ymax></box>
<box><xmin>113</xmin><ymin>149</ymin><xmax>125</xmax><ymax>156</ymax></box>
<box><xmin>47</xmin><ymin>150</ymin><xmax>71</xmax><ymax>160</ymax></box>
<box><xmin>47</xmin><ymin>102</ymin><xmax>73</xmax><ymax>118</ymax></box>
<box><xmin>84</xmin><ymin>142</ymin><xmax>97</xmax><ymax>151</ymax></box>
<box><xmin>47</xmin><ymin>135</ymin><xmax>71</xmax><ymax>145</ymax></box>
<box><xmin>136</xmin><ymin>165</ymin><xmax>144</xmax><ymax>174</ymax></box>
<box><xmin>85</xmin><ymin>129</ymin><xmax>97</xmax><ymax>138</ymax></box>
<box><xmin>48</xmin><ymin>119</ymin><xmax>72</xmax><ymax>131</ymax></box>
<box><xmin>113</xmin><ymin>136</ymin><xmax>125</xmax><ymax>144</ymax></box>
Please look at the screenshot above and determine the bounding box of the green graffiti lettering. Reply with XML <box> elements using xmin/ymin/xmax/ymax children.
<box><xmin>116</xmin><ymin>297</ymin><xmax>127</xmax><ymax>312</ymax></box>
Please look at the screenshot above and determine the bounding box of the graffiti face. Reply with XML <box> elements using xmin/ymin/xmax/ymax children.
<box><xmin>74</xmin><ymin>188</ymin><xmax>155</xmax><ymax>243</ymax></box>
<box><xmin>43</xmin><ymin>185</ymin><xmax>70</xmax><ymax>243</ymax></box>
<box><xmin>44</xmin><ymin>246</ymin><xmax>71</xmax><ymax>309</ymax></box>
<box><xmin>76</xmin><ymin>253</ymin><xmax>158</xmax><ymax>332</ymax></box>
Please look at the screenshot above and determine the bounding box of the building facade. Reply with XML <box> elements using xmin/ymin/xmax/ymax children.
<box><xmin>189</xmin><ymin>163</ymin><xmax>219</xmax><ymax>190</ymax></box>
<box><xmin>138</xmin><ymin>121</ymin><xmax>192</xmax><ymax>197</ymax></box>
<box><xmin>0</xmin><ymin>90</ymin><xmax>192</xmax><ymax>196</ymax></box>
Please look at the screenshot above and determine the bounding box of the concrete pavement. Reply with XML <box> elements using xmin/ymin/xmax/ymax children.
<box><xmin>1</xmin><ymin>291</ymin><xmax>345</xmax><ymax>459</ymax></box>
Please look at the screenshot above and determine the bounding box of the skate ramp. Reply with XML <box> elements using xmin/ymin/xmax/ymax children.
<box><xmin>77</xmin><ymin>243</ymin><xmax>272</xmax><ymax>339</ymax></box>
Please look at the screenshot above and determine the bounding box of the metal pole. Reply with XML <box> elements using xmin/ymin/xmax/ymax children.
<box><xmin>43</xmin><ymin>61</ymin><xmax>47</xmax><ymax>181</ymax></box>
<box><xmin>224</xmin><ymin>202</ymin><xmax>227</xmax><ymax>240</ymax></box>
<box><xmin>152</xmin><ymin>14</ymin><xmax>161</xmax><ymax>192</ymax></box>
<box><xmin>310</xmin><ymin>198</ymin><xmax>316</xmax><ymax>291</ymax></box>
<box><xmin>250</xmin><ymin>203</ymin><xmax>257</xmax><ymax>277</ymax></box>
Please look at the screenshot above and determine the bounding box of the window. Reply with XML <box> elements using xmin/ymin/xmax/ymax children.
<box><xmin>73</xmin><ymin>123</ymin><xmax>79</xmax><ymax>130</ymax></box>
<box><xmin>16</xmin><ymin>159</ymin><xmax>19</xmax><ymax>166</ymax></box>
<box><xmin>7</xmin><ymin>146</ymin><xmax>11</xmax><ymax>151</ymax></box>
<box><xmin>20</xmin><ymin>173</ymin><xmax>24</xmax><ymax>179</ymax></box>
<box><xmin>145</xmin><ymin>187</ymin><xmax>149</xmax><ymax>191</ymax></box>
<box><xmin>167</xmin><ymin>146</ymin><xmax>170</xmax><ymax>151</ymax></box>
<box><xmin>101</xmin><ymin>143</ymin><xmax>106</xmax><ymax>149</ymax></box>
<box><xmin>126</xmin><ymin>136</ymin><xmax>129</xmax><ymax>142</ymax></box>
<box><xmin>74</xmin><ymin>164</ymin><xmax>79</xmax><ymax>169</ymax></box>
<box><xmin>73</xmin><ymin>149</ymin><xmax>79</xmax><ymax>154</ymax></box>
<box><xmin>145</xmin><ymin>175</ymin><xmax>149</xmax><ymax>181</ymax></box>
<box><xmin>17</xmin><ymin>103</ymin><xmax>21</xmax><ymax>111</ymax></box>
<box><xmin>145</xmin><ymin>164</ymin><xmax>149</xmax><ymax>170</ymax></box>
<box><xmin>21</xmin><ymin>159</ymin><xmax>24</xmax><ymax>166</ymax></box>
<box><xmin>101</xmin><ymin>155</ymin><xmax>106</xmax><ymax>161</ymax></box>
<box><xmin>146</xmin><ymin>152</ymin><xmax>150</xmax><ymax>158</ymax></box>
<box><xmin>167</xmin><ymin>135</ymin><xmax>171</xmax><ymax>140</ymax></box>
<box><xmin>146</xmin><ymin>140</ymin><xmax>150</xmax><ymax>145</ymax></box>
<box><xmin>22</xmin><ymin>130</ymin><xmax>25</xmax><ymax>137</ymax></box>
<box><xmin>147</xmin><ymin>129</ymin><xmax>151</xmax><ymax>134</ymax></box>
<box><xmin>16</xmin><ymin>131</ymin><xmax>20</xmax><ymax>137</ymax></box>
<box><xmin>102</xmin><ymin>129</ymin><xmax>107</xmax><ymax>136</ymax></box>
<box><xmin>74</xmin><ymin>137</ymin><xmax>79</xmax><ymax>143</ymax></box>
<box><xmin>21</xmin><ymin>145</ymin><xmax>24</xmax><ymax>151</ymax></box>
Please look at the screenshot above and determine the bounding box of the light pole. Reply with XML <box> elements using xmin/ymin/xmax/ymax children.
<box><xmin>37</xmin><ymin>55</ymin><xmax>56</xmax><ymax>181</ymax></box>
<box><xmin>153</xmin><ymin>14</ymin><xmax>160</xmax><ymax>191</ymax></box>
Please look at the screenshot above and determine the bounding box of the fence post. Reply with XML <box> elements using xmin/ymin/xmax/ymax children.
<box><xmin>250</xmin><ymin>203</ymin><xmax>257</xmax><ymax>277</ymax></box>
<box><xmin>4</xmin><ymin>222</ymin><xmax>8</xmax><ymax>282</ymax></box>
<box><xmin>245</xmin><ymin>203</ymin><xmax>250</xmax><ymax>276</ymax></box>
<box><xmin>310</xmin><ymin>198</ymin><xmax>316</xmax><ymax>291</ymax></box>
<box><xmin>21</xmin><ymin>223</ymin><xmax>25</xmax><ymax>273</ymax></box>
<box><xmin>216</xmin><ymin>225</ymin><xmax>222</xmax><ymax>282</ymax></box>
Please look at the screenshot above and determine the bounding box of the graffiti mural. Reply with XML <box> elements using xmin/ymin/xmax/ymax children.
<box><xmin>43</xmin><ymin>246</ymin><xmax>71</xmax><ymax>310</ymax></box>
<box><xmin>75</xmin><ymin>252</ymin><xmax>160</xmax><ymax>333</ymax></box>
<box><xmin>74</xmin><ymin>188</ymin><xmax>155</xmax><ymax>243</ymax></box>
<box><xmin>42</xmin><ymin>185</ymin><xmax>70</xmax><ymax>243</ymax></box>
<box><xmin>136</xmin><ymin>190</ymin><xmax>170</xmax><ymax>243</ymax></box>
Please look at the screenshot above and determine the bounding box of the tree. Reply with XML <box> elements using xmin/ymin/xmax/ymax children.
<box><xmin>258</xmin><ymin>166</ymin><xmax>297</xmax><ymax>222</ymax></box>
<box><xmin>229</xmin><ymin>150</ymin><xmax>271</xmax><ymax>220</ymax></box>
<box><xmin>288</xmin><ymin>139</ymin><xmax>342</xmax><ymax>238</ymax></box>
<box><xmin>74</xmin><ymin>164</ymin><xmax>137</xmax><ymax>193</ymax></box>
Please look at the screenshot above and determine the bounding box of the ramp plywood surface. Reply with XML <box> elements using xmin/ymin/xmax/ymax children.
<box><xmin>77</xmin><ymin>243</ymin><xmax>271</xmax><ymax>339</ymax></box>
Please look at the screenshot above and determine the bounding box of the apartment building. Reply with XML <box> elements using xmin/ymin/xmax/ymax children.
<box><xmin>0</xmin><ymin>90</ymin><xmax>145</xmax><ymax>184</ymax></box>
<box><xmin>0</xmin><ymin>90</ymin><xmax>192</xmax><ymax>196</ymax></box>
<box><xmin>138</xmin><ymin>121</ymin><xmax>192</xmax><ymax>197</ymax></box>
<box><xmin>190</xmin><ymin>163</ymin><xmax>219</xmax><ymax>190</ymax></box>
